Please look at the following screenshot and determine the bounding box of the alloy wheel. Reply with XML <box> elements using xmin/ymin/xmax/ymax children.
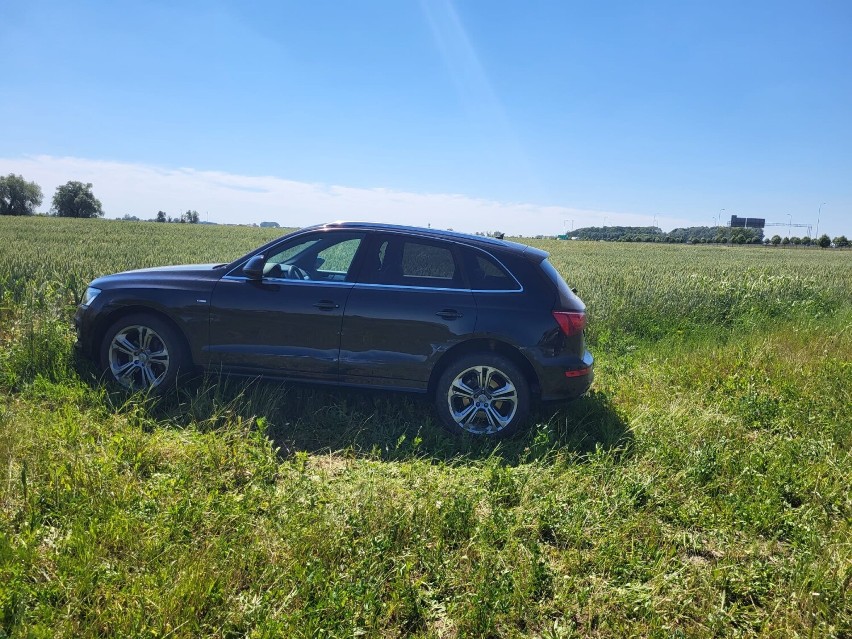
<box><xmin>107</xmin><ymin>325</ymin><xmax>170</xmax><ymax>390</ymax></box>
<box><xmin>447</xmin><ymin>365</ymin><xmax>518</xmax><ymax>435</ymax></box>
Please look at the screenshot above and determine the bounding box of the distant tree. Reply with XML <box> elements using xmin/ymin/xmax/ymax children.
<box><xmin>119</xmin><ymin>214</ymin><xmax>141</xmax><ymax>221</ymax></box>
<box><xmin>833</xmin><ymin>235</ymin><xmax>849</xmax><ymax>248</ymax></box>
<box><xmin>51</xmin><ymin>181</ymin><xmax>103</xmax><ymax>218</ymax></box>
<box><xmin>259</xmin><ymin>221</ymin><xmax>280</xmax><ymax>228</ymax></box>
<box><xmin>790</xmin><ymin>236</ymin><xmax>801</xmax><ymax>245</ymax></box>
<box><xmin>818</xmin><ymin>234</ymin><xmax>831</xmax><ymax>248</ymax></box>
<box><xmin>771</xmin><ymin>235</ymin><xmax>782</xmax><ymax>246</ymax></box>
<box><xmin>0</xmin><ymin>173</ymin><xmax>43</xmax><ymax>216</ymax></box>
<box><xmin>801</xmin><ymin>236</ymin><xmax>812</xmax><ymax>246</ymax></box>
<box><xmin>181</xmin><ymin>210</ymin><xmax>199</xmax><ymax>224</ymax></box>
<box><xmin>762</xmin><ymin>237</ymin><xmax>771</xmax><ymax>245</ymax></box>
<box><xmin>781</xmin><ymin>236</ymin><xmax>790</xmax><ymax>246</ymax></box>
<box><xmin>156</xmin><ymin>210</ymin><xmax>167</xmax><ymax>223</ymax></box>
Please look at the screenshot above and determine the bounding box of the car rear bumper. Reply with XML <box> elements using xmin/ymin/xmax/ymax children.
<box><xmin>529</xmin><ymin>348</ymin><xmax>594</xmax><ymax>401</ymax></box>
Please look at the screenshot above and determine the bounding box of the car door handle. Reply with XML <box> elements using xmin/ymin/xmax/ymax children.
<box><xmin>314</xmin><ymin>300</ymin><xmax>340</xmax><ymax>311</ymax></box>
<box><xmin>436</xmin><ymin>309</ymin><xmax>464</xmax><ymax>320</ymax></box>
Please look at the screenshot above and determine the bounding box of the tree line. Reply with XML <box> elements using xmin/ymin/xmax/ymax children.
<box><xmin>0</xmin><ymin>173</ymin><xmax>202</xmax><ymax>223</ymax></box>
<box><xmin>570</xmin><ymin>225</ymin><xmax>766</xmax><ymax>244</ymax></box>
<box><xmin>0</xmin><ymin>174</ymin><xmax>104</xmax><ymax>218</ymax></box>
<box><xmin>568</xmin><ymin>225</ymin><xmax>849</xmax><ymax>247</ymax></box>
<box><xmin>767</xmin><ymin>234</ymin><xmax>849</xmax><ymax>248</ymax></box>
<box><xmin>3</xmin><ymin>173</ymin><xmax>849</xmax><ymax>243</ymax></box>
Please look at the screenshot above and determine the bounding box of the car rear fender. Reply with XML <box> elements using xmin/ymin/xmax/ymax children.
<box><xmin>428</xmin><ymin>337</ymin><xmax>541</xmax><ymax>398</ymax></box>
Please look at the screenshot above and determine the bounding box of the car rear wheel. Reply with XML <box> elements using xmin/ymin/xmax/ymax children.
<box><xmin>99</xmin><ymin>314</ymin><xmax>186</xmax><ymax>392</ymax></box>
<box><xmin>435</xmin><ymin>353</ymin><xmax>530</xmax><ymax>437</ymax></box>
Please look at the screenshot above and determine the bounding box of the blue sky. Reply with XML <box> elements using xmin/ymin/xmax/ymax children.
<box><xmin>1</xmin><ymin>0</ymin><xmax>850</xmax><ymax>237</ymax></box>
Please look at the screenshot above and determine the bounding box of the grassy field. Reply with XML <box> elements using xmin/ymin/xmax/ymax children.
<box><xmin>0</xmin><ymin>216</ymin><xmax>850</xmax><ymax>637</ymax></box>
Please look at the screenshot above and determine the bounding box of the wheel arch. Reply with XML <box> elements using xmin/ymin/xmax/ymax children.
<box><xmin>428</xmin><ymin>338</ymin><xmax>541</xmax><ymax>398</ymax></box>
<box><xmin>92</xmin><ymin>305</ymin><xmax>194</xmax><ymax>366</ymax></box>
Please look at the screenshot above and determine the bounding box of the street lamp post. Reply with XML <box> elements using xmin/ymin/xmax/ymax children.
<box><xmin>717</xmin><ymin>208</ymin><xmax>725</xmax><ymax>227</ymax></box>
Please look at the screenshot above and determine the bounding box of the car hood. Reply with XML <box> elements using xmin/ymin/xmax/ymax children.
<box><xmin>90</xmin><ymin>264</ymin><xmax>226</xmax><ymax>289</ymax></box>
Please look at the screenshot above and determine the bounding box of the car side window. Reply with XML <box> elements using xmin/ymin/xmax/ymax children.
<box><xmin>315</xmin><ymin>238</ymin><xmax>362</xmax><ymax>275</ymax></box>
<box><xmin>361</xmin><ymin>237</ymin><xmax>465</xmax><ymax>288</ymax></box>
<box><xmin>401</xmin><ymin>242</ymin><xmax>455</xmax><ymax>279</ymax></box>
<box><xmin>463</xmin><ymin>249</ymin><xmax>521</xmax><ymax>291</ymax></box>
<box><xmin>264</xmin><ymin>238</ymin><xmax>319</xmax><ymax>271</ymax></box>
<box><xmin>254</xmin><ymin>232</ymin><xmax>365</xmax><ymax>281</ymax></box>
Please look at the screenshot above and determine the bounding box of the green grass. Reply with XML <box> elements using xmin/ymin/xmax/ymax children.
<box><xmin>0</xmin><ymin>216</ymin><xmax>850</xmax><ymax>637</ymax></box>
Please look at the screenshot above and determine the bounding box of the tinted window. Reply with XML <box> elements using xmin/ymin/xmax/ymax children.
<box><xmin>316</xmin><ymin>238</ymin><xmax>362</xmax><ymax>273</ymax></box>
<box><xmin>401</xmin><ymin>242</ymin><xmax>455</xmax><ymax>279</ymax></box>
<box><xmin>361</xmin><ymin>237</ymin><xmax>464</xmax><ymax>288</ymax></box>
<box><xmin>259</xmin><ymin>232</ymin><xmax>364</xmax><ymax>281</ymax></box>
<box><xmin>463</xmin><ymin>249</ymin><xmax>521</xmax><ymax>291</ymax></box>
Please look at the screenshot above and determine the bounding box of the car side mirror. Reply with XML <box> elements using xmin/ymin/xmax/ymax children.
<box><xmin>243</xmin><ymin>255</ymin><xmax>266</xmax><ymax>280</ymax></box>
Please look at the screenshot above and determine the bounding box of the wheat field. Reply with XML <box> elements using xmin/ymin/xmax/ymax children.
<box><xmin>1</xmin><ymin>216</ymin><xmax>850</xmax><ymax>637</ymax></box>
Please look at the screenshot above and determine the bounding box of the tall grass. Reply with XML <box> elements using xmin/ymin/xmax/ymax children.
<box><xmin>0</xmin><ymin>216</ymin><xmax>850</xmax><ymax>637</ymax></box>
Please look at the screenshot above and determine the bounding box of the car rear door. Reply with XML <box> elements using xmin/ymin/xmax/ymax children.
<box><xmin>339</xmin><ymin>233</ymin><xmax>477</xmax><ymax>389</ymax></box>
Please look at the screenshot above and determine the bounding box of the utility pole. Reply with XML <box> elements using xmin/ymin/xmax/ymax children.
<box><xmin>816</xmin><ymin>203</ymin><xmax>825</xmax><ymax>239</ymax></box>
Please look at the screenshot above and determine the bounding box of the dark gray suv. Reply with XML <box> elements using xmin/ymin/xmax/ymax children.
<box><xmin>75</xmin><ymin>222</ymin><xmax>593</xmax><ymax>436</ymax></box>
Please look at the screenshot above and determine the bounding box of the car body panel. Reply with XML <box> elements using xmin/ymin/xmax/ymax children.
<box><xmin>206</xmin><ymin>276</ymin><xmax>353</xmax><ymax>379</ymax></box>
<box><xmin>77</xmin><ymin>265</ymin><xmax>222</xmax><ymax>363</ymax></box>
<box><xmin>339</xmin><ymin>284</ymin><xmax>477</xmax><ymax>386</ymax></box>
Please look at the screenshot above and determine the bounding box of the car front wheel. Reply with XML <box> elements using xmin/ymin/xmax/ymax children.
<box><xmin>435</xmin><ymin>353</ymin><xmax>531</xmax><ymax>437</ymax></box>
<box><xmin>99</xmin><ymin>314</ymin><xmax>186</xmax><ymax>391</ymax></box>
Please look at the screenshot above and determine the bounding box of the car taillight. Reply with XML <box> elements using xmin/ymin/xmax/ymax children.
<box><xmin>552</xmin><ymin>311</ymin><xmax>586</xmax><ymax>336</ymax></box>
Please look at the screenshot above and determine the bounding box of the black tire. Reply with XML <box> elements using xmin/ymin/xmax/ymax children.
<box><xmin>99</xmin><ymin>313</ymin><xmax>187</xmax><ymax>392</ymax></box>
<box><xmin>435</xmin><ymin>353</ymin><xmax>531</xmax><ymax>437</ymax></box>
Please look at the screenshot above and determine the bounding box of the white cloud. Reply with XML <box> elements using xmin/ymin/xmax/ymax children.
<box><xmin>0</xmin><ymin>155</ymin><xmax>692</xmax><ymax>235</ymax></box>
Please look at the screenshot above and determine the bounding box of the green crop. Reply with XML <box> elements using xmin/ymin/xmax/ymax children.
<box><xmin>0</xmin><ymin>216</ymin><xmax>849</xmax><ymax>637</ymax></box>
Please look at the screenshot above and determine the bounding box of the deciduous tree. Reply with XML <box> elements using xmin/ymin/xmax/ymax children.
<box><xmin>51</xmin><ymin>181</ymin><xmax>103</xmax><ymax>218</ymax></box>
<box><xmin>0</xmin><ymin>174</ymin><xmax>43</xmax><ymax>216</ymax></box>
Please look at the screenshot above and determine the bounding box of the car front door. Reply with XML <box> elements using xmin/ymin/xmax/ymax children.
<box><xmin>206</xmin><ymin>231</ymin><xmax>366</xmax><ymax>379</ymax></box>
<box><xmin>339</xmin><ymin>234</ymin><xmax>477</xmax><ymax>389</ymax></box>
